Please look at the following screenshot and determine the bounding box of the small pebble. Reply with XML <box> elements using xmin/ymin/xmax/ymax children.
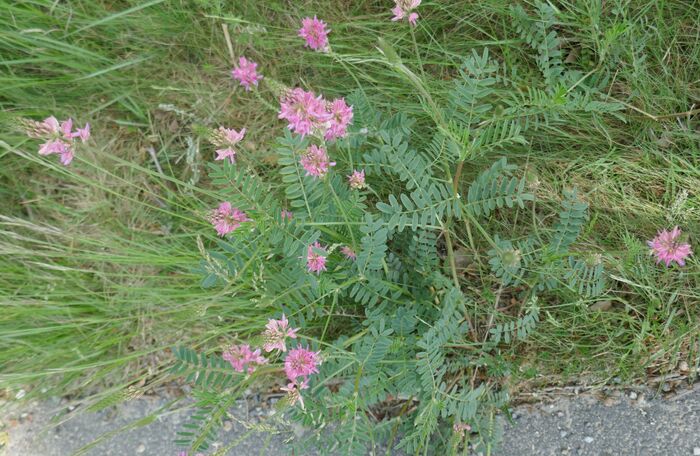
<box><xmin>136</xmin><ymin>443</ymin><xmax>145</xmax><ymax>453</ymax></box>
<box><xmin>679</xmin><ymin>361</ymin><xmax>689</xmax><ymax>372</ymax></box>
<box><xmin>584</xmin><ymin>436</ymin><xmax>594</xmax><ymax>444</ymax></box>
<box><xmin>560</xmin><ymin>431</ymin><xmax>568</xmax><ymax>438</ymax></box>
<box><xmin>693</xmin><ymin>448</ymin><xmax>700</xmax><ymax>456</ymax></box>
<box><xmin>222</xmin><ymin>420</ymin><xmax>232</xmax><ymax>432</ymax></box>
<box><xmin>629</xmin><ymin>391</ymin><xmax>638</xmax><ymax>400</ymax></box>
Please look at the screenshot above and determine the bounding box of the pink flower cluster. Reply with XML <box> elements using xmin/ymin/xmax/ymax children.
<box><xmin>281</xmin><ymin>209</ymin><xmax>294</xmax><ymax>221</ymax></box>
<box><xmin>305</xmin><ymin>241</ymin><xmax>328</xmax><ymax>274</ymax></box>
<box><xmin>325</xmin><ymin>98</ymin><xmax>353</xmax><ymax>140</ymax></box>
<box><xmin>298</xmin><ymin>16</ymin><xmax>330</xmax><ymax>52</ymax></box>
<box><xmin>221</xmin><ymin>315</ymin><xmax>321</xmax><ymax>409</ymax></box>
<box><xmin>263</xmin><ymin>315</ymin><xmax>320</xmax><ymax>409</ymax></box>
<box><xmin>648</xmin><ymin>226</ymin><xmax>692</xmax><ymax>267</ymax></box>
<box><xmin>347</xmin><ymin>169</ymin><xmax>366</xmax><ymax>189</ymax></box>
<box><xmin>278</xmin><ymin>88</ymin><xmax>353</xmax><ymax>140</ymax></box>
<box><xmin>223</xmin><ymin>344</ymin><xmax>267</xmax><ymax>374</ymax></box>
<box><xmin>282</xmin><ymin>346</ymin><xmax>321</xmax><ymax>409</ymax></box>
<box><xmin>24</xmin><ymin>116</ymin><xmax>90</xmax><ymax>166</ymax></box>
<box><xmin>300</xmin><ymin>145</ymin><xmax>335</xmax><ymax>178</ymax></box>
<box><xmin>231</xmin><ymin>56</ymin><xmax>263</xmax><ymax>91</ymax></box>
<box><xmin>341</xmin><ymin>246</ymin><xmax>357</xmax><ymax>260</ymax></box>
<box><xmin>391</xmin><ymin>0</ymin><xmax>421</xmax><ymax>26</ymax></box>
<box><xmin>262</xmin><ymin>314</ymin><xmax>299</xmax><ymax>352</ymax></box>
<box><xmin>210</xmin><ymin>202</ymin><xmax>250</xmax><ymax>236</ymax></box>
<box><xmin>210</xmin><ymin>127</ymin><xmax>245</xmax><ymax>163</ymax></box>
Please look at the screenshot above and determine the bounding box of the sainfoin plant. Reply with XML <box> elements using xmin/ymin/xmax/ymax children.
<box><xmin>161</xmin><ymin>4</ymin><xmax>695</xmax><ymax>456</ymax></box>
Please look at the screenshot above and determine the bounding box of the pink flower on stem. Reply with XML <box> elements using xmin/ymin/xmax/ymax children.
<box><xmin>281</xmin><ymin>209</ymin><xmax>294</xmax><ymax>221</ymax></box>
<box><xmin>391</xmin><ymin>0</ymin><xmax>421</xmax><ymax>26</ymax></box>
<box><xmin>298</xmin><ymin>16</ymin><xmax>330</xmax><ymax>52</ymax></box>
<box><xmin>341</xmin><ymin>246</ymin><xmax>357</xmax><ymax>260</ymax></box>
<box><xmin>262</xmin><ymin>314</ymin><xmax>299</xmax><ymax>352</ymax></box>
<box><xmin>25</xmin><ymin>116</ymin><xmax>89</xmax><ymax>166</ymax></box>
<box><xmin>300</xmin><ymin>145</ymin><xmax>335</xmax><ymax>178</ymax></box>
<box><xmin>73</xmin><ymin>123</ymin><xmax>90</xmax><ymax>143</ymax></box>
<box><xmin>347</xmin><ymin>169</ymin><xmax>366</xmax><ymax>189</ymax></box>
<box><xmin>284</xmin><ymin>346</ymin><xmax>321</xmax><ymax>382</ymax></box>
<box><xmin>324</xmin><ymin>98</ymin><xmax>353</xmax><ymax>141</ymax></box>
<box><xmin>38</xmin><ymin>139</ymin><xmax>69</xmax><ymax>156</ymax></box>
<box><xmin>231</xmin><ymin>56</ymin><xmax>263</xmax><ymax>91</ymax></box>
<box><xmin>60</xmin><ymin>119</ymin><xmax>74</xmax><ymax>139</ymax></box>
<box><xmin>25</xmin><ymin>116</ymin><xmax>60</xmax><ymax>138</ymax></box>
<box><xmin>211</xmin><ymin>127</ymin><xmax>246</xmax><ymax>163</ymax></box>
<box><xmin>278</xmin><ymin>88</ymin><xmax>331</xmax><ymax>137</ymax></box>
<box><xmin>281</xmin><ymin>377</ymin><xmax>309</xmax><ymax>409</ymax></box>
<box><xmin>304</xmin><ymin>241</ymin><xmax>328</xmax><ymax>274</ymax></box>
<box><xmin>223</xmin><ymin>344</ymin><xmax>267</xmax><ymax>374</ymax></box>
<box><xmin>210</xmin><ymin>202</ymin><xmax>250</xmax><ymax>236</ymax></box>
<box><xmin>58</xmin><ymin>148</ymin><xmax>75</xmax><ymax>166</ymax></box>
<box><xmin>648</xmin><ymin>226</ymin><xmax>692</xmax><ymax>267</ymax></box>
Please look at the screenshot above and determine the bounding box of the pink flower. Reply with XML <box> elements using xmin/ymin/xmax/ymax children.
<box><xmin>648</xmin><ymin>226</ymin><xmax>692</xmax><ymax>267</ymax></box>
<box><xmin>73</xmin><ymin>123</ymin><xmax>90</xmax><ymax>143</ymax></box>
<box><xmin>281</xmin><ymin>209</ymin><xmax>294</xmax><ymax>221</ymax></box>
<box><xmin>278</xmin><ymin>88</ymin><xmax>331</xmax><ymax>137</ymax></box>
<box><xmin>60</xmin><ymin>119</ymin><xmax>73</xmax><ymax>139</ymax></box>
<box><xmin>391</xmin><ymin>5</ymin><xmax>406</xmax><ymax>21</ymax></box>
<box><xmin>59</xmin><ymin>147</ymin><xmax>75</xmax><ymax>166</ymax></box>
<box><xmin>231</xmin><ymin>56</ymin><xmax>263</xmax><ymax>91</ymax></box>
<box><xmin>341</xmin><ymin>246</ymin><xmax>357</xmax><ymax>260</ymax></box>
<box><xmin>300</xmin><ymin>145</ymin><xmax>335</xmax><ymax>178</ymax></box>
<box><xmin>284</xmin><ymin>346</ymin><xmax>321</xmax><ymax>381</ymax></box>
<box><xmin>223</xmin><ymin>344</ymin><xmax>267</xmax><ymax>374</ymax></box>
<box><xmin>211</xmin><ymin>127</ymin><xmax>246</xmax><ymax>163</ymax></box>
<box><xmin>347</xmin><ymin>169</ymin><xmax>366</xmax><ymax>189</ymax></box>
<box><xmin>305</xmin><ymin>241</ymin><xmax>327</xmax><ymax>274</ymax></box>
<box><xmin>210</xmin><ymin>202</ymin><xmax>250</xmax><ymax>236</ymax></box>
<box><xmin>324</xmin><ymin>98</ymin><xmax>353</xmax><ymax>141</ymax></box>
<box><xmin>391</xmin><ymin>0</ymin><xmax>421</xmax><ymax>26</ymax></box>
<box><xmin>42</xmin><ymin>116</ymin><xmax>60</xmax><ymax>133</ymax></box>
<box><xmin>262</xmin><ymin>314</ymin><xmax>299</xmax><ymax>352</ymax></box>
<box><xmin>298</xmin><ymin>16</ymin><xmax>330</xmax><ymax>52</ymax></box>
<box><xmin>24</xmin><ymin>116</ymin><xmax>89</xmax><ymax>166</ymax></box>
<box><xmin>281</xmin><ymin>377</ymin><xmax>309</xmax><ymax>409</ymax></box>
<box><xmin>38</xmin><ymin>139</ymin><xmax>69</xmax><ymax>156</ymax></box>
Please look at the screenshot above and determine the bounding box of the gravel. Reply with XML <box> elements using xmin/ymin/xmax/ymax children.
<box><xmin>4</xmin><ymin>383</ymin><xmax>700</xmax><ymax>455</ymax></box>
<box><xmin>498</xmin><ymin>383</ymin><xmax>700</xmax><ymax>455</ymax></box>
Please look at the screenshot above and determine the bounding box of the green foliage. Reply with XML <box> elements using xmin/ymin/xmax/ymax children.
<box><xmin>550</xmin><ymin>189</ymin><xmax>589</xmax><ymax>255</ymax></box>
<box><xmin>170</xmin><ymin>346</ymin><xmax>239</xmax><ymax>390</ymax></box>
<box><xmin>511</xmin><ymin>2</ymin><xmax>565</xmax><ymax>89</ymax></box>
<box><xmin>175</xmin><ymin>77</ymin><xmax>614</xmax><ymax>454</ymax></box>
<box><xmin>489</xmin><ymin>296</ymin><xmax>540</xmax><ymax>344</ymax></box>
<box><xmin>467</xmin><ymin>157</ymin><xmax>534</xmax><ymax>217</ymax></box>
<box><xmin>564</xmin><ymin>255</ymin><xmax>606</xmax><ymax>297</ymax></box>
<box><xmin>488</xmin><ymin>236</ymin><xmax>524</xmax><ymax>287</ymax></box>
